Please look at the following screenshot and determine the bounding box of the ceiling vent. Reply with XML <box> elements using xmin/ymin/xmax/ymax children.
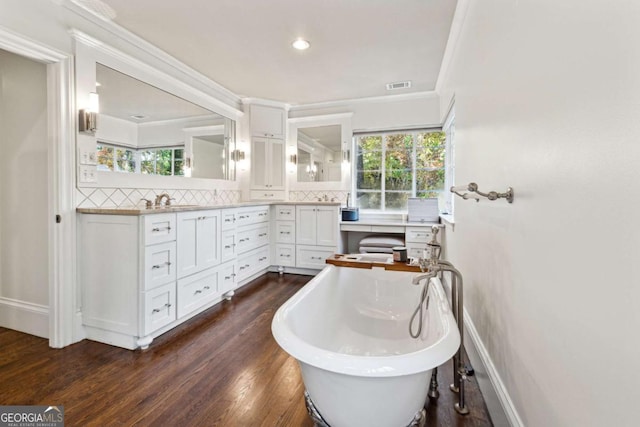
<box><xmin>386</xmin><ymin>81</ymin><xmax>412</xmax><ymax>91</ymax></box>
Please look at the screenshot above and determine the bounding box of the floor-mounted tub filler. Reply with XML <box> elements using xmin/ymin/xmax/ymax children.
<box><xmin>272</xmin><ymin>264</ymin><xmax>460</xmax><ymax>427</ymax></box>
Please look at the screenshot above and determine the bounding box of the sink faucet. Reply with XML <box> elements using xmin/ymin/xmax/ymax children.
<box><xmin>154</xmin><ymin>192</ymin><xmax>172</xmax><ymax>207</ymax></box>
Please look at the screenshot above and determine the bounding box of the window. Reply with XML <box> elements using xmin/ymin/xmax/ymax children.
<box><xmin>96</xmin><ymin>143</ymin><xmax>136</xmax><ymax>173</ymax></box>
<box><xmin>140</xmin><ymin>148</ymin><xmax>185</xmax><ymax>176</ymax></box>
<box><xmin>354</xmin><ymin>129</ymin><xmax>446</xmax><ymax>212</ymax></box>
<box><xmin>96</xmin><ymin>143</ymin><xmax>185</xmax><ymax>176</ymax></box>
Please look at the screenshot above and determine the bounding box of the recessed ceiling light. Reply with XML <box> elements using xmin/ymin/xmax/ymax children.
<box><xmin>292</xmin><ymin>38</ymin><xmax>310</xmax><ymax>50</ymax></box>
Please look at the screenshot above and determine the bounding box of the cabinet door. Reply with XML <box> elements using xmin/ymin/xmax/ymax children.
<box><xmin>219</xmin><ymin>262</ymin><xmax>236</xmax><ymax>294</ymax></box>
<box><xmin>176</xmin><ymin>212</ymin><xmax>199</xmax><ymax>278</ymax></box>
<box><xmin>177</xmin><ymin>267</ymin><xmax>219</xmax><ymax>318</ymax></box>
<box><xmin>143</xmin><ymin>241</ymin><xmax>177</xmax><ymax>291</ymax></box>
<box><xmin>250</xmin><ymin>105</ymin><xmax>285</xmax><ymax>138</ymax></box>
<box><xmin>221</xmin><ymin>230</ymin><xmax>237</xmax><ymax>263</ymax></box>
<box><xmin>176</xmin><ymin>210</ymin><xmax>220</xmax><ymax>278</ymax></box>
<box><xmin>251</xmin><ymin>136</ymin><xmax>268</xmax><ymax>188</ymax></box>
<box><xmin>296</xmin><ymin>205</ymin><xmax>317</xmax><ymax>245</ymax></box>
<box><xmin>198</xmin><ymin>210</ymin><xmax>221</xmax><ymax>271</ymax></box>
<box><xmin>275</xmin><ymin>221</ymin><xmax>295</xmax><ymax>243</ymax></box>
<box><xmin>316</xmin><ymin>206</ymin><xmax>339</xmax><ymax>247</ymax></box>
<box><xmin>268</xmin><ymin>138</ymin><xmax>285</xmax><ymax>189</ymax></box>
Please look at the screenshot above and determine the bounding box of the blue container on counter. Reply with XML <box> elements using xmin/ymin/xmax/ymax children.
<box><xmin>341</xmin><ymin>207</ymin><xmax>359</xmax><ymax>221</ymax></box>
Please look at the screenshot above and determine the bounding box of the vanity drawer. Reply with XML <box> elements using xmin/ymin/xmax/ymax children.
<box><xmin>250</xmin><ymin>190</ymin><xmax>286</xmax><ymax>201</ymax></box>
<box><xmin>177</xmin><ymin>267</ymin><xmax>219</xmax><ymax>318</ymax></box>
<box><xmin>405</xmin><ymin>226</ymin><xmax>437</xmax><ymax>243</ymax></box>
<box><xmin>143</xmin><ymin>241</ymin><xmax>177</xmax><ymax>290</ymax></box>
<box><xmin>275</xmin><ymin>221</ymin><xmax>295</xmax><ymax>244</ymax></box>
<box><xmin>221</xmin><ymin>209</ymin><xmax>237</xmax><ymax>230</ymax></box>
<box><xmin>236</xmin><ymin>206</ymin><xmax>270</xmax><ymax>227</ymax></box>
<box><xmin>296</xmin><ymin>245</ymin><xmax>335</xmax><ymax>270</ymax></box>
<box><xmin>218</xmin><ymin>262</ymin><xmax>236</xmax><ymax>294</ymax></box>
<box><xmin>142</xmin><ymin>282</ymin><xmax>176</xmax><ymax>335</ymax></box>
<box><xmin>274</xmin><ymin>244</ymin><xmax>295</xmax><ymax>267</ymax></box>
<box><xmin>275</xmin><ymin>205</ymin><xmax>295</xmax><ymax>221</ymax></box>
<box><xmin>221</xmin><ymin>230</ymin><xmax>237</xmax><ymax>262</ymax></box>
<box><xmin>144</xmin><ymin>213</ymin><xmax>176</xmax><ymax>245</ymax></box>
<box><xmin>236</xmin><ymin>224</ymin><xmax>269</xmax><ymax>254</ymax></box>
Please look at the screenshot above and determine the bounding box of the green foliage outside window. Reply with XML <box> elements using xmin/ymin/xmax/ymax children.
<box><xmin>356</xmin><ymin>130</ymin><xmax>446</xmax><ymax>211</ymax></box>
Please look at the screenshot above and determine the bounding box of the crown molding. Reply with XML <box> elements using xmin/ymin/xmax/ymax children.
<box><xmin>241</xmin><ymin>97</ymin><xmax>291</xmax><ymax>111</ymax></box>
<box><xmin>289</xmin><ymin>91</ymin><xmax>439</xmax><ymax>112</ymax></box>
<box><xmin>60</xmin><ymin>0</ymin><xmax>242</xmax><ymax>109</ymax></box>
<box><xmin>0</xmin><ymin>25</ymin><xmax>67</xmax><ymax>63</ymax></box>
<box><xmin>435</xmin><ymin>0</ymin><xmax>472</xmax><ymax>94</ymax></box>
<box><xmin>288</xmin><ymin>112</ymin><xmax>353</xmax><ymax>124</ymax></box>
<box><xmin>70</xmin><ymin>30</ymin><xmax>243</xmax><ymax>120</ymax></box>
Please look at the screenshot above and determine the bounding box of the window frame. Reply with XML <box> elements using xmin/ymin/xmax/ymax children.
<box><xmin>352</xmin><ymin>128</ymin><xmax>446</xmax><ymax>213</ymax></box>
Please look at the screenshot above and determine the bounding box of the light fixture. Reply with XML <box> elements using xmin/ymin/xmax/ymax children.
<box><xmin>292</xmin><ymin>38</ymin><xmax>310</xmax><ymax>50</ymax></box>
<box><xmin>289</xmin><ymin>154</ymin><xmax>297</xmax><ymax>164</ymax></box>
<box><xmin>232</xmin><ymin>149</ymin><xmax>245</xmax><ymax>162</ymax></box>
<box><xmin>79</xmin><ymin>92</ymin><xmax>99</xmax><ymax>135</ymax></box>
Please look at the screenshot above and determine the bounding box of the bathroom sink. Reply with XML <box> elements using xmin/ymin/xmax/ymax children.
<box><xmin>145</xmin><ymin>204</ymin><xmax>201</xmax><ymax>210</ymax></box>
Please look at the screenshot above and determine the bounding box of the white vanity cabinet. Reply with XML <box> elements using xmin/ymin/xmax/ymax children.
<box><xmin>249</xmin><ymin>104</ymin><xmax>286</xmax><ymax>200</ymax></box>
<box><xmin>80</xmin><ymin>213</ymin><xmax>179</xmax><ymax>350</ymax></box>
<box><xmin>235</xmin><ymin>205</ymin><xmax>271</xmax><ymax>282</ymax></box>
<box><xmin>295</xmin><ymin>204</ymin><xmax>340</xmax><ymax>270</ymax></box>
<box><xmin>176</xmin><ymin>210</ymin><xmax>221</xmax><ymax>278</ymax></box>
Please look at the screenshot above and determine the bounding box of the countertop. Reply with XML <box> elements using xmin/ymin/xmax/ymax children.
<box><xmin>77</xmin><ymin>200</ymin><xmax>342</xmax><ymax>216</ymax></box>
<box><xmin>340</xmin><ymin>218</ymin><xmax>442</xmax><ymax>228</ymax></box>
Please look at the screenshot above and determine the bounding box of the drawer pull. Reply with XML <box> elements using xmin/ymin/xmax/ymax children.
<box><xmin>259</xmin><ymin>257</ymin><xmax>267</xmax><ymax>261</ymax></box>
<box><xmin>280</xmin><ymin>254</ymin><xmax>290</xmax><ymax>258</ymax></box>
<box><xmin>152</xmin><ymin>303</ymin><xmax>172</xmax><ymax>314</ymax></box>
<box><xmin>280</xmin><ymin>231</ymin><xmax>290</xmax><ymax>234</ymax></box>
<box><xmin>194</xmin><ymin>289</ymin><xmax>202</xmax><ymax>295</ymax></box>
<box><xmin>225</xmin><ymin>245</ymin><xmax>232</xmax><ymax>249</ymax></box>
<box><xmin>204</xmin><ymin>286</ymin><xmax>210</xmax><ymax>290</ymax></box>
<box><xmin>231</xmin><ymin>273</ymin><xmax>236</xmax><ymax>277</ymax></box>
<box><xmin>152</xmin><ymin>261</ymin><xmax>171</xmax><ymax>270</ymax></box>
<box><xmin>225</xmin><ymin>218</ymin><xmax>232</xmax><ymax>222</ymax></box>
<box><xmin>259</xmin><ymin>233</ymin><xmax>267</xmax><ymax>237</ymax></box>
<box><xmin>151</xmin><ymin>226</ymin><xmax>171</xmax><ymax>232</ymax></box>
<box><xmin>239</xmin><ymin>215</ymin><xmax>247</xmax><ymax>219</ymax></box>
<box><xmin>224</xmin><ymin>275</ymin><xmax>231</xmax><ymax>280</ymax></box>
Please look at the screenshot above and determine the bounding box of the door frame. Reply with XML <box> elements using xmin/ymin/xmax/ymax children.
<box><xmin>0</xmin><ymin>26</ymin><xmax>77</xmax><ymax>348</ymax></box>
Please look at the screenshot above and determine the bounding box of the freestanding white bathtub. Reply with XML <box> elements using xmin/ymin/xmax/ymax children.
<box><xmin>271</xmin><ymin>264</ymin><xmax>460</xmax><ymax>427</ymax></box>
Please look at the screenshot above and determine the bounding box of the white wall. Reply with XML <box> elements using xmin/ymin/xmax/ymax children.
<box><xmin>439</xmin><ymin>1</ymin><xmax>640</xmax><ymax>426</ymax></box>
<box><xmin>0</xmin><ymin>48</ymin><xmax>49</xmax><ymax>337</ymax></box>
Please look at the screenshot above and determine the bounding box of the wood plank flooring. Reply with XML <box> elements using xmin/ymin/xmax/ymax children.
<box><xmin>0</xmin><ymin>273</ymin><xmax>493</xmax><ymax>426</ymax></box>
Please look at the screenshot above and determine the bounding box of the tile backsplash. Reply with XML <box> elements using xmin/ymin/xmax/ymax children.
<box><xmin>289</xmin><ymin>191</ymin><xmax>349</xmax><ymax>204</ymax></box>
<box><xmin>76</xmin><ymin>187</ymin><xmax>241</xmax><ymax>208</ymax></box>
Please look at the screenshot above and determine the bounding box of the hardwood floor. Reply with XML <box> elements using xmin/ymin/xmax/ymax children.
<box><xmin>0</xmin><ymin>273</ymin><xmax>493</xmax><ymax>426</ymax></box>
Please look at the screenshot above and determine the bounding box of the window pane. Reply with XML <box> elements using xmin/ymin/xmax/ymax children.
<box><xmin>416</xmin><ymin>131</ymin><xmax>446</xmax><ymax>169</ymax></box>
<box><xmin>140</xmin><ymin>150</ymin><xmax>155</xmax><ymax>174</ymax></box>
<box><xmin>156</xmin><ymin>150</ymin><xmax>172</xmax><ymax>176</ymax></box>
<box><xmin>385</xmin><ymin>192</ymin><xmax>409</xmax><ymax>211</ymax></box>
<box><xmin>385</xmin><ymin>168</ymin><xmax>412</xmax><ymax>190</ymax></box>
<box><xmin>416</xmin><ymin>169</ymin><xmax>445</xmax><ymax>191</ymax></box>
<box><xmin>385</xmin><ymin>133</ymin><xmax>412</xmax><ymax>151</ymax></box>
<box><xmin>115</xmin><ymin>148</ymin><xmax>136</xmax><ymax>173</ymax></box>
<box><xmin>174</xmin><ymin>148</ymin><xmax>184</xmax><ymax>160</ymax></box>
<box><xmin>357</xmin><ymin>135</ymin><xmax>382</xmax><ymax>151</ymax></box>
<box><xmin>96</xmin><ymin>145</ymin><xmax>114</xmax><ymax>171</ymax></box>
<box><xmin>357</xmin><ymin>171</ymin><xmax>381</xmax><ymax>190</ymax></box>
<box><xmin>356</xmin><ymin>192</ymin><xmax>381</xmax><ymax>210</ymax></box>
<box><xmin>174</xmin><ymin>160</ymin><xmax>185</xmax><ymax>176</ymax></box>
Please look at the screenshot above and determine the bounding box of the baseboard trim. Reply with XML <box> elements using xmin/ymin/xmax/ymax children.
<box><xmin>0</xmin><ymin>297</ymin><xmax>49</xmax><ymax>338</ymax></box>
<box><xmin>463</xmin><ymin>308</ymin><xmax>524</xmax><ymax>427</ymax></box>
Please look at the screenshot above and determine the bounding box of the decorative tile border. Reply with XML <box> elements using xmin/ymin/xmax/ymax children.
<box><xmin>76</xmin><ymin>187</ymin><xmax>241</xmax><ymax>209</ymax></box>
<box><xmin>289</xmin><ymin>190</ymin><xmax>349</xmax><ymax>203</ymax></box>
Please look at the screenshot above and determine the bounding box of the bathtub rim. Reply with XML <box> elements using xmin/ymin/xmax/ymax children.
<box><xmin>271</xmin><ymin>264</ymin><xmax>461</xmax><ymax>378</ymax></box>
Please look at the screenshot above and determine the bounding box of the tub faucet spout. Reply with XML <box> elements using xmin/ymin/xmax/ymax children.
<box><xmin>411</xmin><ymin>270</ymin><xmax>436</xmax><ymax>285</ymax></box>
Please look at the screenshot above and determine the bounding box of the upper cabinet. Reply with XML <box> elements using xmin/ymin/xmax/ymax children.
<box><xmin>249</xmin><ymin>103</ymin><xmax>287</xmax><ymax>200</ymax></box>
<box><xmin>250</xmin><ymin>104</ymin><xmax>286</xmax><ymax>139</ymax></box>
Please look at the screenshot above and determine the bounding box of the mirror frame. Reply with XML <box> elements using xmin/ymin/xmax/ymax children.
<box><xmin>288</xmin><ymin>113</ymin><xmax>353</xmax><ymax>191</ymax></box>
<box><xmin>73</xmin><ymin>31</ymin><xmax>243</xmax><ymax>190</ymax></box>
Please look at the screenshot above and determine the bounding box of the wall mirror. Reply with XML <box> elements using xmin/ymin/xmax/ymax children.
<box><xmin>95</xmin><ymin>63</ymin><xmax>236</xmax><ymax>180</ymax></box>
<box><xmin>296</xmin><ymin>125</ymin><xmax>342</xmax><ymax>182</ymax></box>
<box><xmin>288</xmin><ymin>113</ymin><xmax>353</xmax><ymax>190</ymax></box>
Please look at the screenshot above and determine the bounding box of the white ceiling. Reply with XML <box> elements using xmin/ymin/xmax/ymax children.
<box><xmin>100</xmin><ymin>0</ymin><xmax>457</xmax><ymax>105</ymax></box>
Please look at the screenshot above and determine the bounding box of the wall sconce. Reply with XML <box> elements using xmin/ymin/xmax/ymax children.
<box><xmin>79</xmin><ymin>92</ymin><xmax>99</xmax><ymax>135</ymax></box>
<box><xmin>289</xmin><ymin>154</ymin><xmax>297</xmax><ymax>165</ymax></box>
<box><xmin>342</xmin><ymin>149</ymin><xmax>351</xmax><ymax>164</ymax></box>
<box><xmin>232</xmin><ymin>149</ymin><xmax>245</xmax><ymax>162</ymax></box>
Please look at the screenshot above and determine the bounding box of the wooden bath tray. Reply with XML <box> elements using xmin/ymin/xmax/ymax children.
<box><xmin>326</xmin><ymin>254</ymin><xmax>423</xmax><ymax>272</ymax></box>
